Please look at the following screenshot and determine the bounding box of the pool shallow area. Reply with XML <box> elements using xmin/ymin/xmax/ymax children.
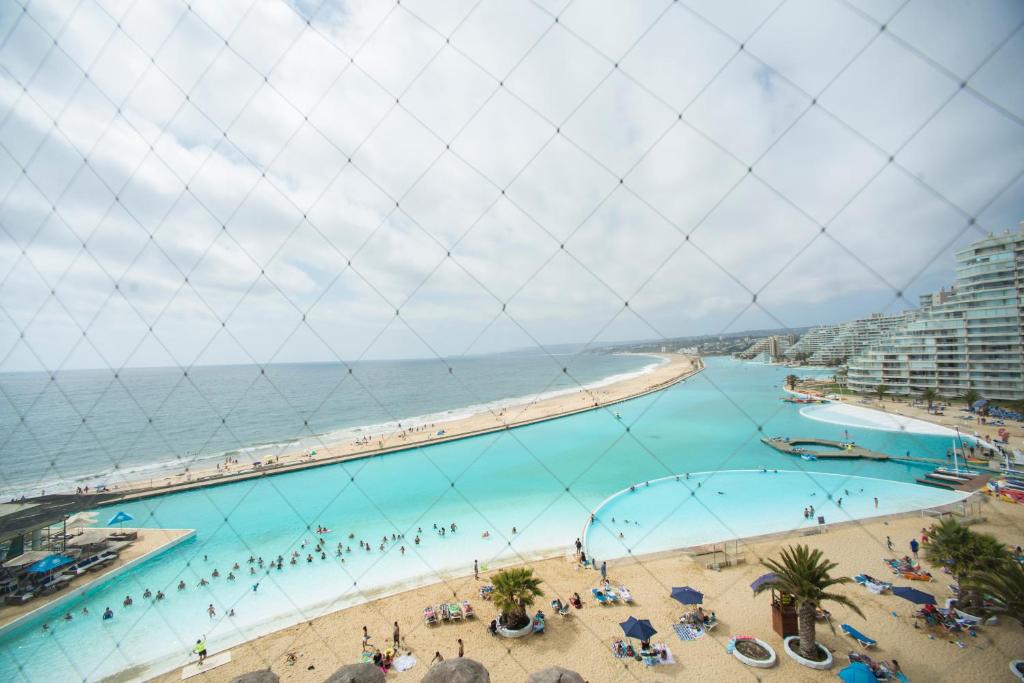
<box><xmin>584</xmin><ymin>470</ymin><xmax>968</xmax><ymax>561</ymax></box>
<box><xmin>799</xmin><ymin>403</ymin><xmax>962</xmax><ymax>438</ymax></box>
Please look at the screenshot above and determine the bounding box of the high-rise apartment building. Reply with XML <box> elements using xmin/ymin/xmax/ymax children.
<box><xmin>847</xmin><ymin>226</ymin><xmax>1024</xmax><ymax>400</ymax></box>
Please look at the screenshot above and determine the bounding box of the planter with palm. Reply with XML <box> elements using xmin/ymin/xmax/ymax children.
<box><xmin>962</xmin><ymin>388</ymin><xmax>981</xmax><ymax>410</ymax></box>
<box><xmin>873</xmin><ymin>384</ymin><xmax>887</xmax><ymax>402</ymax></box>
<box><xmin>785</xmin><ymin>375</ymin><xmax>799</xmax><ymax>391</ymax></box>
<box><xmin>925</xmin><ymin>519</ymin><xmax>1009</xmax><ymax>581</ymax></box>
<box><xmin>491</xmin><ymin>568</ymin><xmax>544</xmax><ymax>631</ymax></box>
<box><xmin>961</xmin><ymin>560</ymin><xmax>1024</xmax><ymax>627</ymax></box>
<box><xmin>754</xmin><ymin>545</ymin><xmax>862</xmax><ymax>666</ymax></box>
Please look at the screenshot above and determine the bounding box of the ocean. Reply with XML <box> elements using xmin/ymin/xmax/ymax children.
<box><xmin>0</xmin><ymin>352</ymin><xmax>658</xmax><ymax>499</ymax></box>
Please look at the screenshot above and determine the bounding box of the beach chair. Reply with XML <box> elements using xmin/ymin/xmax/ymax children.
<box><xmin>591</xmin><ymin>588</ymin><xmax>609</xmax><ymax>605</ymax></box>
<box><xmin>702</xmin><ymin>614</ymin><xmax>718</xmax><ymax>632</ymax></box>
<box><xmin>604</xmin><ymin>587</ymin><xmax>620</xmax><ymax>602</ymax></box>
<box><xmin>448</xmin><ymin>602</ymin><xmax>463</xmax><ymax>620</ymax></box>
<box><xmin>439</xmin><ymin>603</ymin><xmax>451</xmax><ymax>621</ymax></box>
<box><xmin>617</xmin><ymin>585</ymin><xmax>633</xmax><ymax>602</ymax></box>
<box><xmin>479</xmin><ymin>584</ymin><xmax>494</xmax><ymax>600</ymax></box>
<box><xmin>532</xmin><ymin>614</ymin><xmax>545</xmax><ymax>634</ymax></box>
<box><xmin>423</xmin><ymin>606</ymin><xmax>437</xmax><ymax>625</ymax></box>
<box><xmin>461</xmin><ymin>600</ymin><xmax>474</xmax><ymax>618</ymax></box>
<box><xmin>841</xmin><ymin>623</ymin><xmax>877</xmax><ymax>648</ymax></box>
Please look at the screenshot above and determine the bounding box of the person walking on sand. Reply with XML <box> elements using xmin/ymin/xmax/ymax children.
<box><xmin>575</xmin><ymin>537</ymin><xmax>582</xmax><ymax>557</ymax></box>
<box><xmin>393</xmin><ymin>621</ymin><xmax>400</xmax><ymax>648</ymax></box>
<box><xmin>457</xmin><ymin>638</ymin><xmax>464</xmax><ymax>658</ymax></box>
<box><xmin>194</xmin><ymin>638</ymin><xmax>207</xmax><ymax>665</ymax></box>
<box><xmin>886</xmin><ymin>536</ymin><xmax>894</xmax><ymax>552</ymax></box>
<box><xmin>474</xmin><ymin>559</ymin><xmax>479</xmax><ymax>580</ymax></box>
<box><xmin>910</xmin><ymin>538</ymin><xmax>919</xmax><ymax>559</ymax></box>
<box><xmin>600</xmin><ymin>561</ymin><xmax>607</xmax><ymax>582</ymax></box>
<box><xmin>431</xmin><ymin>651</ymin><xmax>444</xmax><ymax>665</ymax></box>
<box><xmin>362</xmin><ymin>625</ymin><xmax>371</xmax><ymax>650</ymax></box>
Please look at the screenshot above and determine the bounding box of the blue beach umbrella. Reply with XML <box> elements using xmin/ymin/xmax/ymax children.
<box><xmin>27</xmin><ymin>554</ymin><xmax>74</xmax><ymax>574</ymax></box>
<box><xmin>107</xmin><ymin>511</ymin><xmax>134</xmax><ymax>528</ymax></box>
<box><xmin>751</xmin><ymin>573</ymin><xmax>778</xmax><ymax>591</ymax></box>
<box><xmin>892</xmin><ymin>586</ymin><xmax>935</xmax><ymax>605</ymax></box>
<box><xmin>670</xmin><ymin>586</ymin><xmax>703</xmax><ymax>605</ymax></box>
<box><xmin>619</xmin><ymin>616</ymin><xmax>657</xmax><ymax>641</ymax></box>
<box><xmin>838</xmin><ymin>662</ymin><xmax>876</xmax><ymax>683</ymax></box>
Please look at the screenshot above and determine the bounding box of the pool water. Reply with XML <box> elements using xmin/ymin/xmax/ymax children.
<box><xmin>584</xmin><ymin>470</ymin><xmax>966</xmax><ymax>560</ymax></box>
<box><xmin>0</xmin><ymin>358</ymin><xmax>968</xmax><ymax>682</ymax></box>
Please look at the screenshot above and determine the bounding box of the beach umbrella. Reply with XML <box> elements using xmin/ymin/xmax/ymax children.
<box><xmin>619</xmin><ymin>616</ymin><xmax>658</xmax><ymax>641</ymax></box>
<box><xmin>323</xmin><ymin>662</ymin><xmax>385</xmax><ymax>683</ymax></box>
<box><xmin>229</xmin><ymin>671</ymin><xmax>281</xmax><ymax>683</ymax></box>
<box><xmin>527</xmin><ymin>666</ymin><xmax>585</xmax><ymax>683</ymax></box>
<box><xmin>421</xmin><ymin>658</ymin><xmax>489</xmax><ymax>683</ymax></box>
<box><xmin>751</xmin><ymin>572</ymin><xmax>778</xmax><ymax>591</ymax></box>
<box><xmin>838</xmin><ymin>662</ymin><xmax>876</xmax><ymax>683</ymax></box>
<box><xmin>106</xmin><ymin>510</ymin><xmax>134</xmax><ymax>528</ymax></box>
<box><xmin>892</xmin><ymin>586</ymin><xmax>936</xmax><ymax>605</ymax></box>
<box><xmin>670</xmin><ymin>586</ymin><xmax>703</xmax><ymax>605</ymax></box>
<box><xmin>26</xmin><ymin>554</ymin><xmax>74</xmax><ymax>574</ymax></box>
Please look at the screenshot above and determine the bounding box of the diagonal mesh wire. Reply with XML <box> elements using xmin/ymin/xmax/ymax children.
<box><xmin>0</xmin><ymin>0</ymin><xmax>1022</xmax><ymax>680</ymax></box>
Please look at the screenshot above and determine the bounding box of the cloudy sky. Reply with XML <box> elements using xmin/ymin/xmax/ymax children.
<box><xmin>0</xmin><ymin>0</ymin><xmax>1021</xmax><ymax>371</ymax></box>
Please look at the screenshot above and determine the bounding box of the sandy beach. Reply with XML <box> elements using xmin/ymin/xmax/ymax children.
<box><xmin>89</xmin><ymin>354</ymin><xmax>701</xmax><ymax>503</ymax></box>
<box><xmin>147</xmin><ymin>493</ymin><xmax>1024</xmax><ymax>683</ymax></box>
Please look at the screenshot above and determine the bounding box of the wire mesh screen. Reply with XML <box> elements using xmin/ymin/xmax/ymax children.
<box><xmin>0</xmin><ymin>0</ymin><xmax>1022</xmax><ymax>681</ymax></box>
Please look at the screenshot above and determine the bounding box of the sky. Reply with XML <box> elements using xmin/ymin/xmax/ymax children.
<box><xmin>0</xmin><ymin>0</ymin><xmax>1021</xmax><ymax>371</ymax></box>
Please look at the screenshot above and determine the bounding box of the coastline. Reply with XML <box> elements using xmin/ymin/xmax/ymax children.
<box><xmin>79</xmin><ymin>354</ymin><xmax>702</xmax><ymax>505</ymax></box>
<box><xmin>147</xmin><ymin>492</ymin><xmax>1024</xmax><ymax>683</ymax></box>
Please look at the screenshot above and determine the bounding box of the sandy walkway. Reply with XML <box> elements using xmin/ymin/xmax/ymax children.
<box><xmin>95</xmin><ymin>354</ymin><xmax>700</xmax><ymax>503</ymax></box>
<box><xmin>148</xmin><ymin>495</ymin><xmax>1024</xmax><ymax>683</ymax></box>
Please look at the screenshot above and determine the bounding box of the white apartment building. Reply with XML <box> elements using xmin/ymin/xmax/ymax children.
<box><xmin>847</xmin><ymin>227</ymin><xmax>1024</xmax><ymax>400</ymax></box>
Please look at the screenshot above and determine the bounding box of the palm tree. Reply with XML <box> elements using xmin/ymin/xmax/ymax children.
<box><xmin>873</xmin><ymin>384</ymin><xmax>887</xmax><ymax>402</ymax></box>
<box><xmin>961</xmin><ymin>560</ymin><xmax>1024</xmax><ymax>628</ymax></box>
<box><xmin>920</xmin><ymin>387</ymin><xmax>939</xmax><ymax>411</ymax></box>
<box><xmin>924</xmin><ymin>518</ymin><xmax>1009</xmax><ymax>580</ymax></box>
<box><xmin>754</xmin><ymin>545</ymin><xmax>862</xmax><ymax>660</ymax></box>
<box><xmin>491</xmin><ymin>567</ymin><xmax>544</xmax><ymax>629</ymax></box>
<box><xmin>785</xmin><ymin>374</ymin><xmax>798</xmax><ymax>391</ymax></box>
<box><xmin>962</xmin><ymin>388</ymin><xmax>981</xmax><ymax>410</ymax></box>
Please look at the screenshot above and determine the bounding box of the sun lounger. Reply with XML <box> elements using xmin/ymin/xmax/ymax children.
<box><xmin>591</xmin><ymin>588</ymin><xmax>609</xmax><ymax>605</ymax></box>
<box><xmin>461</xmin><ymin>600</ymin><xmax>474</xmax><ymax>618</ymax></box>
<box><xmin>603</xmin><ymin>587</ymin><xmax>619</xmax><ymax>602</ymax></box>
<box><xmin>841</xmin><ymin>623</ymin><xmax>877</xmax><ymax>648</ymax></box>
<box><xmin>479</xmin><ymin>584</ymin><xmax>493</xmax><ymax>600</ymax></box>
<box><xmin>448</xmin><ymin>602</ymin><xmax>463</xmax><ymax>620</ymax></box>
<box><xmin>617</xmin><ymin>585</ymin><xmax>633</xmax><ymax>602</ymax></box>
<box><xmin>423</xmin><ymin>606</ymin><xmax>437</xmax><ymax>625</ymax></box>
<box><xmin>439</xmin><ymin>603</ymin><xmax>451</xmax><ymax>621</ymax></box>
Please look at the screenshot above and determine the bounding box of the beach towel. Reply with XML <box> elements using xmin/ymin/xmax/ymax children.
<box><xmin>673</xmin><ymin>623</ymin><xmax>703</xmax><ymax>641</ymax></box>
<box><xmin>393</xmin><ymin>655</ymin><xmax>416</xmax><ymax>672</ymax></box>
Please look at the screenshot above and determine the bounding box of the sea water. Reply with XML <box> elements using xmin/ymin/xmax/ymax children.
<box><xmin>0</xmin><ymin>357</ymin><xmax>967</xmax><ymax>681</ymax></box>
<box><xmin>0</xmin><ymin>353</ymin><xmax>656</xmax><ymax>499</ymax></box>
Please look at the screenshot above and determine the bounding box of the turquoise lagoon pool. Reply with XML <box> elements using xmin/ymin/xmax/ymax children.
<box><xmin>0</xmin><ymin>358</ymin><xmax>970</xmax><ymax>681</ymax></box>
<box><xmin>584</xmin><ymin>470</ymin><xmax>966</xmax><ymax>560</ymax></box>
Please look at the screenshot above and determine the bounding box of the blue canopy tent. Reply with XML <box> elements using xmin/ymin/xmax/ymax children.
<box><xmin>892</xmin><ymin>586</ymin><xmax>935</xmax><ymax>605</ymax></box>
<box><xmin>619</xmin><ymin>616</ymin><xmax>657</xmax><ymax>642</ymax></box>
<box><xmin>107</xmin><ymin>511</ymin><xmax>134</xmax><ymax>528</ymax></box>
<box><xmin>670</xmin><ymin>586</ymin><xmax>703</xmax><ymax>605</ymax></box>
<box><xmin>27</xmin><ymin>554</ymin><xmax>74</xmax><ymax>574</ymax></box>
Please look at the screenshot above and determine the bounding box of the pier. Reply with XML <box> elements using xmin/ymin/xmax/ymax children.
<box><xmin>761</xmin><ymin>436</ymin><xmax>946</xmax><ymax>466</ymax></box>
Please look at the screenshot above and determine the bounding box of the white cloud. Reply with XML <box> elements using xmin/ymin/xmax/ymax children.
<box><xmin>0</xmin><ymin>0</ymin><xmax>1020</xmax><ymax>371</ymax></box>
